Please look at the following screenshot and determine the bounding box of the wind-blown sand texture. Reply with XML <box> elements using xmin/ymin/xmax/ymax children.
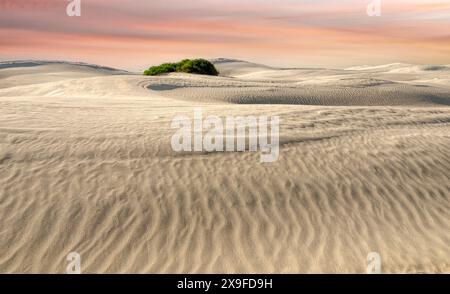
<box><xmin>0</xmin><ymin>59</ymin><xmax>449</xmax><ymax>273</ymax></box>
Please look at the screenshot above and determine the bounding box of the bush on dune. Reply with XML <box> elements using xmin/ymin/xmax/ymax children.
<box><xmin>143</xmin><ymin>59</ymin><xmax>219</xmax><ymax>76</ymax></box>
<box><xmin>177</xmin><ymin>59</ymin><xmax>219</xmax><ymax>76</ymax></box>
<box><xmin>143</xmin><ymin>62</ymin><xmax>177</xmax><ymax>76</ymax></box>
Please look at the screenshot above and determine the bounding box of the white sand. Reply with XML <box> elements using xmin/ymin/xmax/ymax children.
<box><xmin>0</xmin><ymin>60</ymin><xmax>449</xmax><ymax>273</ymax></box>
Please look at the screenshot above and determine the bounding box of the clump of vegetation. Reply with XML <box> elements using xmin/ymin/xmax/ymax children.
<box><xmin>144</xmin><ymin>63</ymin><xmax>178</xmax><ymax>76</ymax></box>
<box><xmin>144</xmin><ymin>59</ymin><xmax>219</xmax><ymax>76</ymax></box>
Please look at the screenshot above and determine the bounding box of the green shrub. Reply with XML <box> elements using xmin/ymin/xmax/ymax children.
<box><xmin>143</xmin><ymin>59</ymin><xmax>219</xmax><ymax>76</ymax></box>
<box><xmin>144</xmin><ymin>62</ymin><xmax>177</xmax><ymax>76</ymax></box>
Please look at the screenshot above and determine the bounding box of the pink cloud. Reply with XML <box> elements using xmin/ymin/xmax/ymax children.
<box><xmin>0</xmin><ymin>0</ymin><xmax>62</xmax><ymax>10</ymax></box>
<box><xmin>0</xmin><ymin>0</ymin><xmax>449</xmax><ymax>69</ymax></box>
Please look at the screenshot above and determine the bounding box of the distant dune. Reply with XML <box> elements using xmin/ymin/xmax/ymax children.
<box><xmin>0</xmin><ymin>60</ymin><xmax>449</xmax><ymax>273</ymax></box>
<box><xmin>143</xmin><ymin>59</ymin><xmax>450</xmax><ymax>106</ymax></box>
<box><xmin>0</xmin><ymin>60</ymin><xmax>129</xmax><ymax>89</ymax></box>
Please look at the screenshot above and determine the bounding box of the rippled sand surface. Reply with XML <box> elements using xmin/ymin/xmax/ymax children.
<box><xmin>0</xmin><ymin>60</ymin><xmax>449</xmax><ymax>273</ymax></box>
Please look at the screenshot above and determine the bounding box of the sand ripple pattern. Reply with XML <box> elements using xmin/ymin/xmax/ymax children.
<box><xmin>0</xmin><ymin>62</ymin><xmax>449</xmax><ymax>273</ymax></box>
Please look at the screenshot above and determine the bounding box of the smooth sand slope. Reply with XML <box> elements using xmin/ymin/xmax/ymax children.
<box><xmin>0</xmin><ymin>60</ymin><xmax>449</xmax><ymax>273</ymax></box>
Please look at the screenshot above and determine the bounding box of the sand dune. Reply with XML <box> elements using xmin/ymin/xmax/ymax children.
<box><xmin>147</xmin><ymin>74</ymin><xmax>449</xmax><ymax>106</ymax></box>
<box><xmin>0</xmin><ymin>61</ymin><xmax>449</xmax><ymax>273</ymax></box>
<box><xmin>144</xmin><ymin>60</ymin><xmax>450</xmax><ymax>106</ymax></box>
<box><xmin>0</xmin><ymin>60</ymin><xmax>129</xmax><ymax>89</ymax></box>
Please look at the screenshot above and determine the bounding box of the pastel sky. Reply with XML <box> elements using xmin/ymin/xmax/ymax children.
<box><xmin>1</xmin><ymin>0</ymin><xmax>450</xmax><ymax>70</ymax></box>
